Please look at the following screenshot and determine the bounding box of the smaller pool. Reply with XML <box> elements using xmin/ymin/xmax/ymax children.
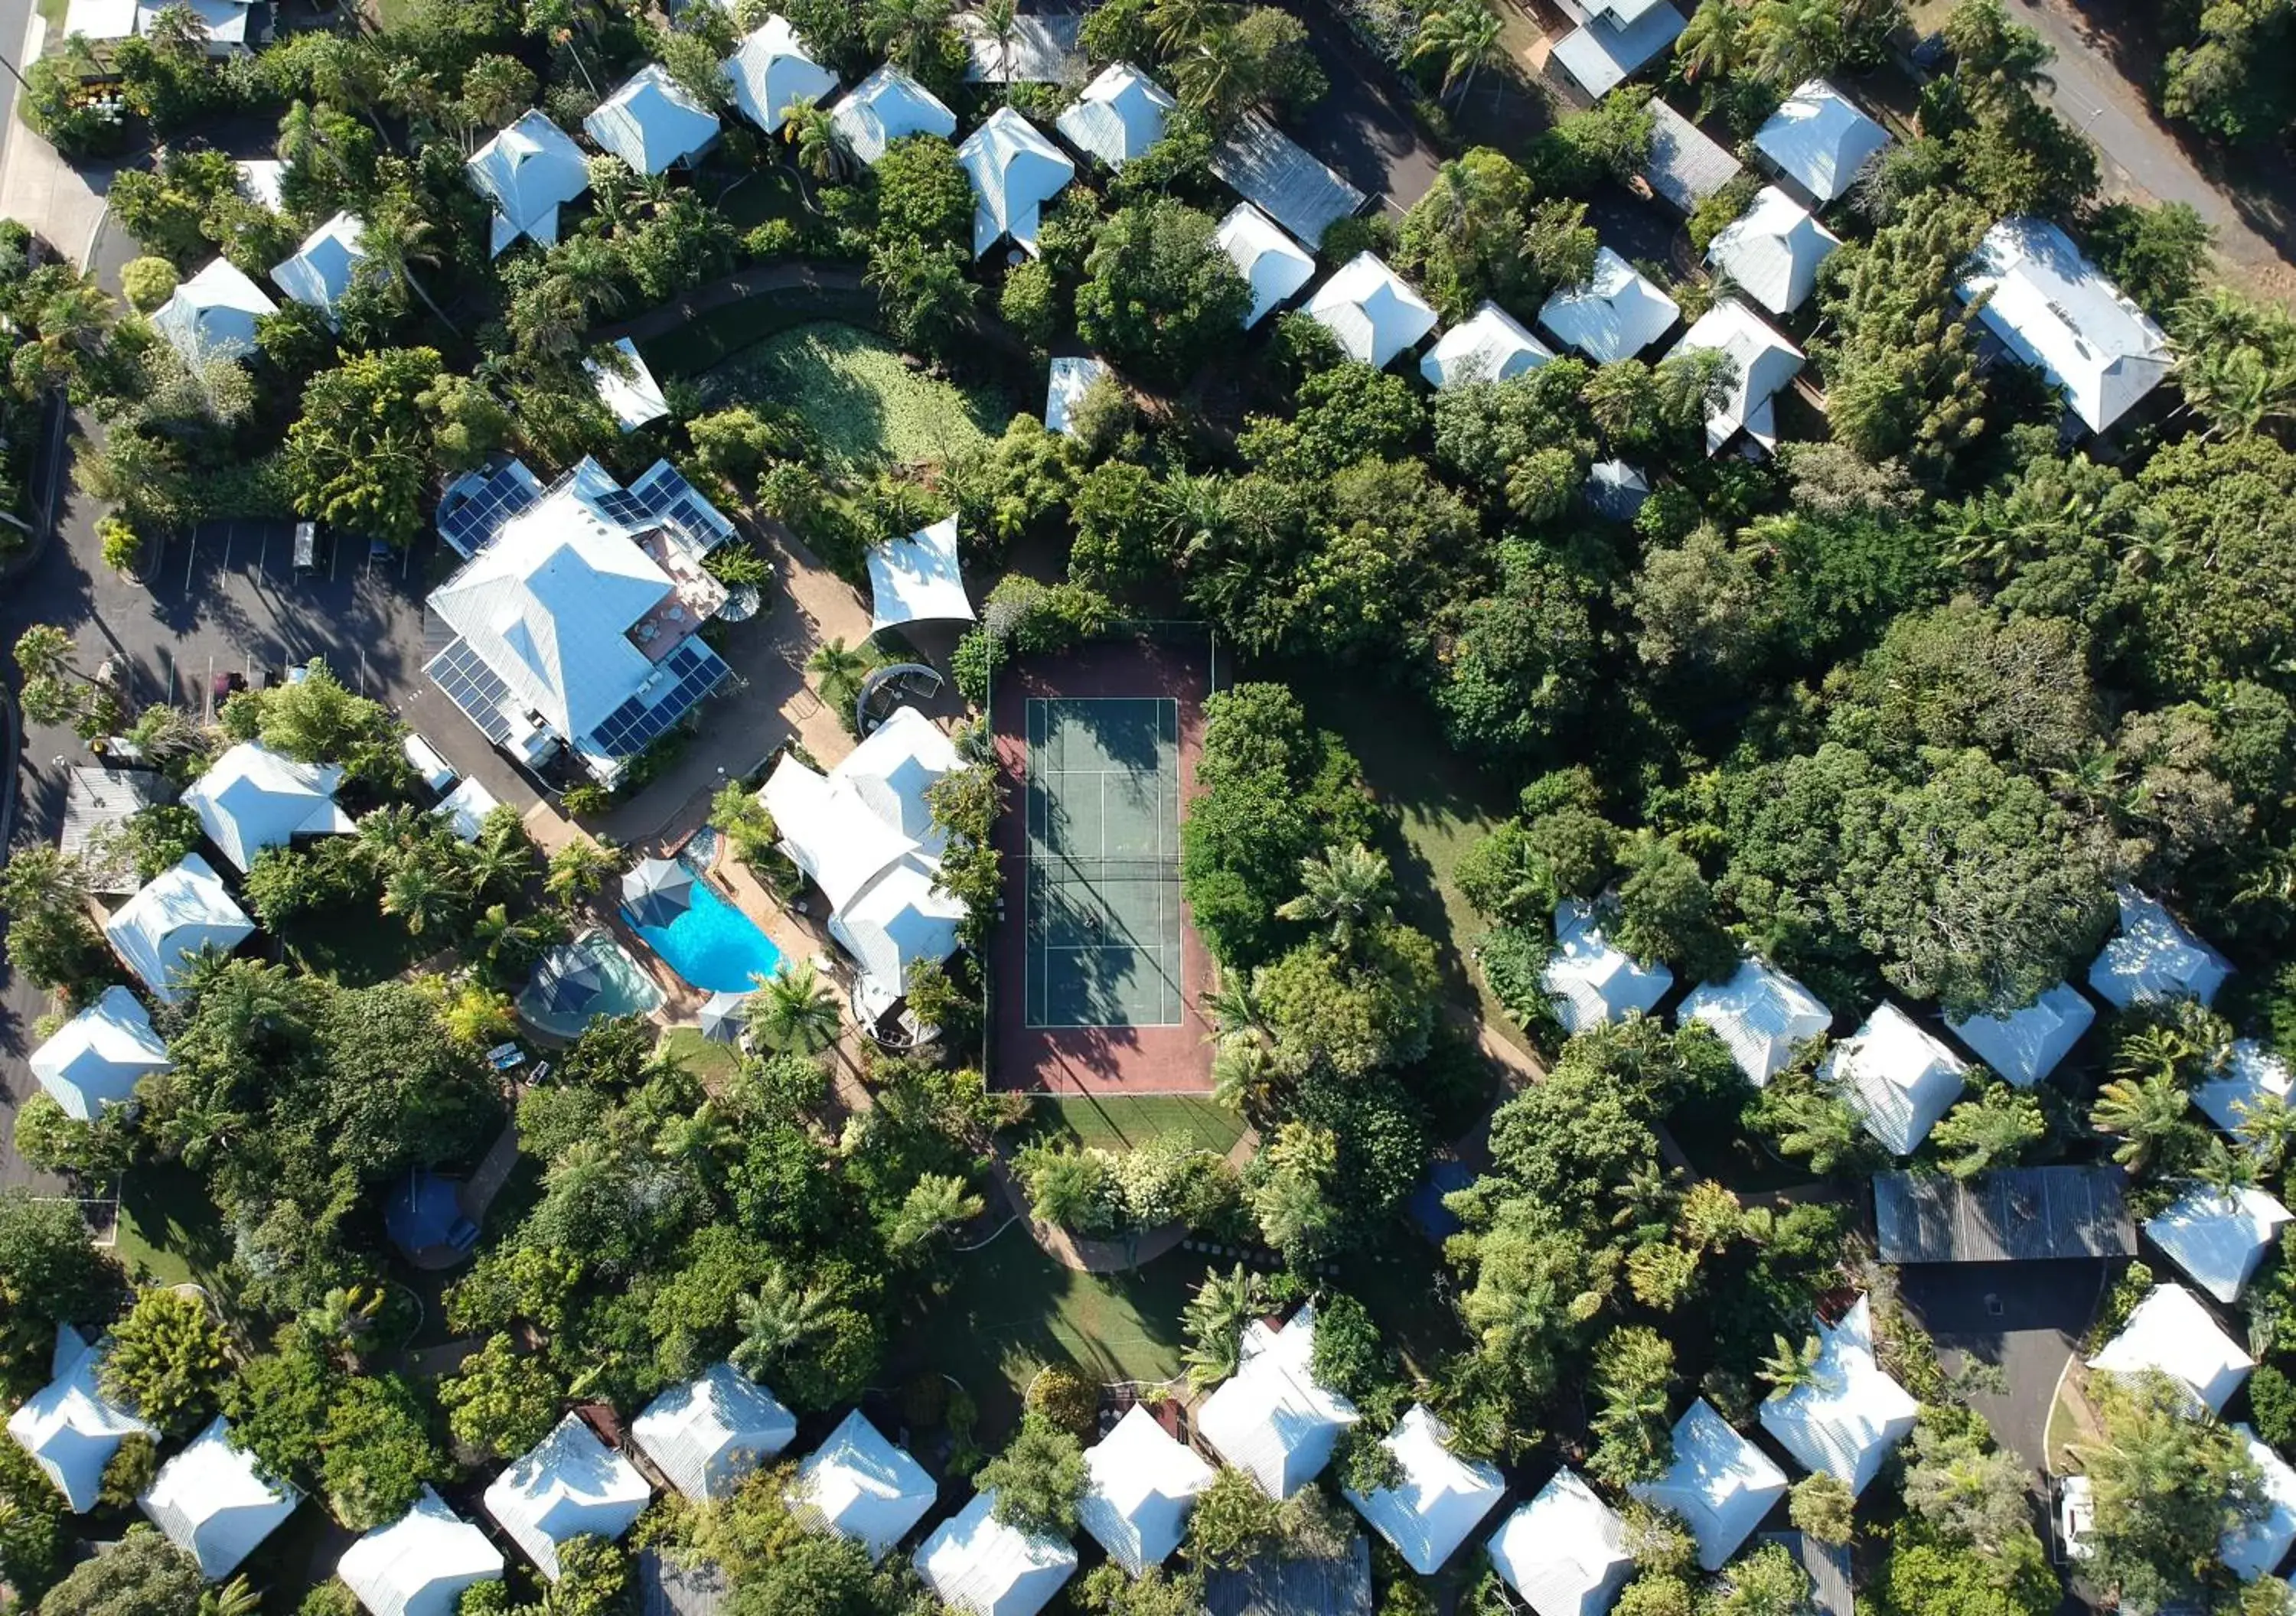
<box><xmin>680</xmin><ymin>825</ymin><xmax>722</xmax><ymax>872</ymax></box>
<box><xmin>625</xmin><ymin>862</ymin><xmax>784</xmax><ymax>995</ymax></box>
<box><xmin>516</xmin><ymin>935</ymin><xmax>665</xmax><ymax>1038</ymax></box>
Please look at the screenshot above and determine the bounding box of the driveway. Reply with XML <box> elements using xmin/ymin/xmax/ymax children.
<box><xmin>1276</xmin><ymin>0</ymin><xmax>1444</xmax><ymax>218</ymax></box>
<box><xmin>1893</xmin><ymin>1259</ymin><xmax>2108</xmax><ymax>1473</ymax></box>
<box><xmin>2004</xmin><ymin>0</ymin><xmax>2296</xmax><ymax>301</ymax></box>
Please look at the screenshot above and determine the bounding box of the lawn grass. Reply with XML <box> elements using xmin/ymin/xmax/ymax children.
<box><xmin>1277</xmin><ymin>666</ymin><xmax>1534</xmax><ymax>1059</ymax></box>
<box><xmin>273</xmin><ymin>905</ymin><xmax>431</xmax><ymax>986</ymax></box>
<box><xmin>114</xmin><ymin>1162</ymin><xmax>233</xmax><ymax>1290</ymax></box>
<box><xmin>906</xmin><ymin>1234</ymin><xmax>1195</xmax><ymax>1438</ymax></box>
<box><xmin>659</xmin><ymin>1024</ymin><xmax>743</xmax><ymax>1087</ymax></box>
<box><xmin>715</xmin><ymin>165</ymin><xmax>807</xmax><ymax>232</ymax></box>
<box><xmin>701</xmin><ymin>321</ymin><xmax>1006</xmax><ymax>471</ymax></box>
<box><xmin>1025</xmin><ymin>1094</ymin><xmax>1245</xmax><ymax>1157</ymax></box>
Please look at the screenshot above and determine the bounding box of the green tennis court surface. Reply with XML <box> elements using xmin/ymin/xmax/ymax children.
<box><xmin>1024</xmin><ymin>697</ymin><xmax>1184</xmax><ymax>1028</ymax></box>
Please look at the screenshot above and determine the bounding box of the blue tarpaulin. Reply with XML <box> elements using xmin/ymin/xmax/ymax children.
<box><xmin>1407</xmin><ymin>1160</ymin><xmax>1475</xmax><ymax>1243</ymax></box>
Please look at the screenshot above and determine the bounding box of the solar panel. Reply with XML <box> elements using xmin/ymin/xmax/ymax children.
<box><xmin>630</xmin><ymin>460</ymin><xmax>736</xmax><ymax>550</ymax></box>
<box><xmin>582</xmin><ymin>638</ymin><xmax>730</xmax><ymax>758</ymax></box>
<box><xmin>424</xmin><ymin>637</ymin><xmax>520</xmax><ymax>744</ymax></box>
<box><xmin>436</xmin><ymin>461</ymin><xmax>544</xmax><ymax>557</ymax></box>
<box><xmin>591</xmin><ymin>487</ymin><xmax>654</xmax><ymax>530</ymax></box>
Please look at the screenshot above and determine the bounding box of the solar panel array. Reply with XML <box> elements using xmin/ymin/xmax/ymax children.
<box><xmin>591</xmin><ymin>486</ymin><xmax>655</xmax><ymax>529</ymax></box>
<box><xmin>585</xmin><ymin>637</ymin><xmax>730</xmax><ymax>759</ymax></box>
<box><xmin>631</xmin><ymin>460</ymin><xmax>737</xmax><ymax>551</ymax></box>
<box><xmin>424</xmin><ymin>637</ymin><xmax>519</xmax><ymax>744</ymax></box>
<box><xmin>437</xmin><ymin>461</ymin><xmax>545</xmax><ymax>557</ymax></box>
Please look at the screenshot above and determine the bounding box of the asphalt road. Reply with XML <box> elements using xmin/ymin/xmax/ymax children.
<box><xmin>1895</xmin><ymin>1258</ymin><xmax>2108</xmax><ymax>1473</ymax></box>
<box><xmin>1276</xmin><ymin>0</ymin><xmax>1445</xmax><ymax>219</ymax></box>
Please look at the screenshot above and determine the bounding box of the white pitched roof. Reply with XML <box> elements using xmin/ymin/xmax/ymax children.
<box><xmin>1945</xmin><ymin>980</ymin><xmax>2094</xmax><ymax>1089</ymax></box>
<box><xmin>959</xmin><ymin>108</ymin><xmax>1075</xmax><ymax>258</ymax></box>
<box><xmin>1756</xmin><ymin>1298</ymin><xmax>1919</xmax><ymax>1495</ymax></box>
<box><xmin>1664</xmin><ymin>299</ymin><xmax>1805</xmax><ymax>456</ymax></box>
<box><xmin>2087</xmin><ymin>888</ymin><xmax>2230</xmax><ymax>1010</ymax></box>
<box><xmin>585</xmin><ymin>64</ymin><xmax>720</xmax><ymax>176</ymax></box>
<box><xmin>1706</xmin><ymin>187</ymin><xmax>1838</xmax><ymax>316</ymax></box>
<box><xmin>830</xmin><ymin>65</ymin><xmax>957</xmax><ymax>167</ymax></box>
<box><xmin>426</xmin><ymin>461</ymin><xmax>677</xmax><ymax>743</ymax></box>
<box><xmin>1079</xmin><ymin>1405</ymin><xmax>1215</xmax><ymax>1575</ymax></box>
<box><xmin>1958</xmin><ymin>217</ymin><xmax>2171</xmax><ymax>435</ymax></box>
<box><xmin>957</xmin><ymin>9</ymin><xmax>1083</xmax><ymax>82</ymax></box>
<box><xmin>105</xmin><ymin>854</ymin><xmax>256</xmax><ymax>1005</ymax></box>
<box><xmin>632</xmin><ymin>1362</ymin><xmax>797</xmax><ymax>1501</ymax></box>
<box><xmin>1538</xmin><ymin>247</ymin><xmax>1678</xmax><ymax>363</ymax></box>
<box><xmin>140</xmin><ymin>1416</ymin><xmax>301</xmax><ymax>1579</ymax></box>
<box><xmin>1045</xmin><ymin>356</ymin><xmax>1107</xmax><ymax>437</ymax></box>
<box><xmin>1215</xmin><ymin>201</ymin><xmax>1315</xmax><ymax>329</ymax></box>
<box><xmin>30</xmin><ymin>985</ymin><xmax>171</xmax><ymax>1122</ymax></box>
<box><xmin>1629</xmin><ymin>1400</ymin><xmax>1787</xmax><ymax>1572</ymax></box>
<box><xmin>435</xmin><ymin>776</ymin><xmax>504</xmax><ymax>843</ymax></box>
<box><xmin>1542</xmin><ymin>898</ymin><xmax>1672</xmax><ymax>1035</ymax></box>
<box><xmin>789</xmin><ymin>1409</ymin><xmax>937</xmax><ymax>1562</ymax></box>
<box><xmin>2223</xmin><ymin>1425</ymin><xmax>2296</xmax><ymax>1582</ymax></box>
<box><xmin>1753</xmin><ymin>80</ymin><xmax>1889</xmax><ymax>204</ymax></box>
<box><xmin>8</xmin><ymin>1326</ymin><xmax>155</xmax><ymax>1513</ymax></box>
<box><xmin>482</xmin><ymin>1412</ymin><xmax>651</xmax><ymax>1581</ymax></box>
<box><xmin>1489</xmin><ymin>1469</ymin><xmax>1634</xmax><ymax>1616</ymax></box>
<box><xmin>1198</xmin><ymin>1305</ymin><xmax>1361</xmax><ymax>1499</ymax></box>
<box><xmin>2197</xmin><ymin>1040</ymin><xmax>2294</xmax><ymax>1141</ymax></box>
<box><xmin>1305</xmin><ymin>252</ymin><xmax>1438</xmax><ymax>370</ymax></box>
<box><xmin>2087</xmin><ymin>1282</ymin><xmax>2253</xmax><ymax>1414</ymax></box>
<box><xmin>833</xmin><ymin>858</ymin><xmax>966</xmax><ymax>1018</ymax></box>
<box><xmin>1820</xmin><ymin>1003</ymin><xmax>1966</xmax><ymax>1157</ymax></box>
<box><xmin>762</xmin><ymin>755</ymin><xmax>925</xmax><ymax>914</ymax></box>
<box><xmin>235</xmin><ymin>158</ymin><xmax>286</xmax><ymax>211</ymax></box>
<box><xmin>60</xmin><ymin>0</ymin><xmax>136</xmax><ymax>41</ymax></box>
<box><xmin>1679</xmin><ymin>958</ymin><xmax>1830</xmax><ymax>1087</ymax></box>
<box><xmin>1344</xmin><ymin>1404</ymin><xmax>1506</xmax><ymax>1576</ymax></box>
<box><xmin>1551</xmin><ymin>2</ymin><xmax>1687</xmax><ymax>98</ymax></box>
<box><xmin>468</xmin><ymin>112</ymin><xmax>592</xmax><ymax>255</ymax></box>
<box><xmin>2144</xmin><ymin>1187</ymin><xmax>2293</xmax><ymax>1305</ymax></box>
<box><xmin>722</xmin><ymin>14</ymin><xmax>838</xmax><ymax>133</ymax></box>
<box><xmin>868</xmin><ymin>514</ymin><xmax>974</xmax><ymax>630</ymax></box>
<box><xmin>585</xmin><ymin>337</ymin><xmax>670</xmax><ymax>432</ymax></box>
<box><xmin>915</xmin><ymin>1491</ymin><xmax>1078</xmax><ymax>1616</ymax></box>
<box><xmin>269</xmin><ymin>211</ymin><xmax>366</xmax><ymax>327</ymax></box>
<box><xmin>1421</xmin><ymin>300</ymin><xmax>1554</xmax><ymax>390</ymax></box>
<box><xmin>1055</xmin><ymin>63</ymin><xmax>1176</xmax><ymax>169</ymax></box>
<box><xmin>150</xmin><ymin>258</ymin><xmax>276</xmax><ymax>366</ymax></box>
<box><xmin>184</xmin><ymin>741</ymin><xmax>353</xmax><ymax>873</ymax></box>
<box><xmin>338</xmin><ymin>1485</ymin><xmax>504</xmax><ymax>1616</ymax></box>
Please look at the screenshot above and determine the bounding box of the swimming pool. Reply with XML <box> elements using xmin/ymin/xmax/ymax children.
<box><xmin>516</xmin><ymin>934</ymin><xmax>665</xmax><ymax>1038</ymax></box>
<box><xmin>624</xmin><ymin>862</ymin><xmax>784</xmax><ymax>995</ymax></box>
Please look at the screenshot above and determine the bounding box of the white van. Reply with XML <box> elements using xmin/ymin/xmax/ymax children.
<box><xmin>403</xmin><ymin>732</ymin><xmax>458</xmax><ymax>796</ymax></box>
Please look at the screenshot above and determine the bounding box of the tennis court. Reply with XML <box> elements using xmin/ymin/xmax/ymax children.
<box><xmin>1023</xmin><ymin>696</ymin><xmax>1185</xmax><ymax>1028</ymax></box>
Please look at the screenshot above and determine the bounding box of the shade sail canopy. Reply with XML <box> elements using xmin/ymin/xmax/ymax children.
<box><xmin>869</xmin><ymin>515</ymin><xmax>975</xmax><ymax>631</ymax></box>
<box><xmin>1629</xmin><ymin>1400</ymin><xmax>1786</xmax><ymax>1572</ymax></box>
<box><xmin>1543</xmin><ymin>898</ymin><xmax>1671</xmax><ymax>1034</ymax></box>
<box><xmin>483</xmin><ymin>1412</ymin><xmax>652</xmax><ymax>1580</ymax></box>
<box><xmin>1756</xmin><ymin>1297</ymin><xmax>1918</xmax><ymax>1495</ymax></box>
<box><xmin>762</xmin><ymin>755</ymin><xmax>925</xmax><ymax>914</ymax></box>
<box><xmin>30</xmin><ymin>984</ymin><xmax>171</xmax><ymax>1121</ymax></box>
<box><xmin>1945</xmin><ymin>980</ymin><xmax>2095</xmax><ymax>1088</ymax></box>
<box><xmin>2087</xmin><ymin>1282</ymin><xmax>2253</xmax><ymax>1413</ymax></box>
<box><xmin>789</xmin><ymin>1409</ymin><xmax>937</xmax><ymax>1562</ymax></box>
<box><xmin>1679</xmin><ymin>957</ymin><xmax>1830</xmax><ymax>1086</ymax></box>
<box><xmin>1079</xmin><ymin>1405</ymin><xmax>1215</xmax><ymax>1575</ymax></box>
<box><xmin>634</xmin><ymin>1362</ymin><xmax>798</xmax><ymax>1501</ymax></box>
<box><xmin>1343</xmin><ymin>1404</ymin><xmax>1506</xmax><ymax>1575</ymax></box>
<box><xmin>1305</xmin><ymin>252</ymin><xmax>1439</xmax><ymax>370</ymax></box>
<box><xmin>1489</xmin><ymin>1469</ymin><xmax>1635</xmax><ymax>1616</ymax></box>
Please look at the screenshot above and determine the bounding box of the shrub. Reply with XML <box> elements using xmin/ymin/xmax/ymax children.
<box><xmin>2252</xmin><ymin>1364</ymin><xmax>2296</xmax><ymax>1450</ymax></box>
<box><xmin>120</xmin><ymin>256</ymin><xmax>178</xmax><ymax>312</ymax></box>
<box><xmin>98</xmin><ymin>515</ymin><xmax>142</xmax><ymax>575</ymax></box>
<box><xmin>1026</xmin><ymin>1364</ymin><xmax>1101</xmax><ymax>1439</ymax></box>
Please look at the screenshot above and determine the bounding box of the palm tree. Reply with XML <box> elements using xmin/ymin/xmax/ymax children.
<box><xmin>1747</xmin><ymin>0</ymin><xmax>1841</xmax><ymax>86</ymax></box>
<box><xmin>544</xmin><ymin>839</ymin><xmax>618</xmax><ymax>905</ymax></box>
<box><xmin>199</xmin><ymin>1576</ymin><xmax>263</xmax><ymax>1616</ymax></box>
<box><xmin>1408</xmin><ymin>2</ymin><xmax>1507</xmax><ymax>104</ymax></box>
<box><xmin>729</xmin><ymin>1270</ymin><xmax>834</xmax><ymax>1376</ymax></box>
<box><xmin>1758</xmin><ymin>1331</ymin><xmax>1824</xmax><ymax>1396</ymax></box>
<box><xmin>2112</xmin><ymin>1023</ymin><xmax>2197</xmax><ymax>1084</ymax></box>
<box><xmin>1275</xmin><ymin>842</ymin><xmax>1393</xmax><ymax>950</ymax></box>
<box><xmin>2090</xmin><ymin>1071</ymin><xmax>2191</xmax><ymax>1174</ymax></box>
<box><xmin>1200</xmin><ymin>969</ymin><xmax>1264</xmax><ymax>1041</ymax></box>
<box><xmin>807</xmin><ymin>637</ymin><xmax>875</xmax><ymax>711</ymax></box>
<box><xmin>889</xmin><ymin>1173</ymin><xmax>985</xmax><ymax>1249</ymax></box>
<box><xmin>1675</xmin><ymin>0</ymin><xmax>1746</xmax><ymax>86</ymax></box>
<box><xmin>866</xmin><ymin>0</ymin><xmax>955</xmax><ymax>77</ymax></box>
<box><xmin>1150</xmin><ymin>0</ymin><xmax>1228</xmax><ymax>53</ymax></box>
<box><xmin>161</xmin><ymin>1094</ymin><xmax>246</xmax><ymax>1171</ymax></box>
<box><xmin>1210</xmin><ymin>1033</ymin><xmax>1274</xmax><ymax>1116</ymax></box>
<box><xmin>1156</xmin><ymin>469</ymin><xmax>1234</xmax><ymax>562</ymax></box>
<box><xmin>749</xmin><ymin>962</ymin><xmax>842</xmax><ymax>1054</ymax></box>
<box><xmin>360</xmin><ymin>188</ymin><xmax>460</xmax><ymax>334</ymax></box>
<box><xmin>2236</xmin><ymin>1093</ymin><xmax>2296</xmax><ymax>1172</ymax></box>
<box><xmin>654</xmin><ymin>1102</ymin><xmax>736</xmax><ymax>1170</ymax></box>
<box><xmin>465</xmin><ymin>836</ymin><xmax>533</xmax><ymax>904</ymax></box>
<box><xmin>976</xmin><ymin>0</ymin><xmax>1020</xmax><ymax>86</ymax></box>
<box><xmin>383</xmin><ymin>860</ymin><xmax>469</xmax><ymax>937</ymax></box>
<box><xmin>784</xmin><ymin>96</ymin><xmax>851</xmax><ymax>188</ymax></box>
<box><xmin>2194</xmin><ymin>1138</ymin><xmax>2260</xmax><ymax>1195</ymax></box>
<box><xmin>1182</xmin><ymin>1265</ymin><xmax>1268</xmax><ymax>1389</ymax></box>
<box><xmin>1171</xmin><ymin>28</ymin><xmax>1251</xmax><ymax>122</ymax></box>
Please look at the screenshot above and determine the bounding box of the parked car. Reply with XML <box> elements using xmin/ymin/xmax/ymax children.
<box><xmin>403</xmin><ymin>732</ymin><xmax>458</xmax><ymax>796</ymax></box>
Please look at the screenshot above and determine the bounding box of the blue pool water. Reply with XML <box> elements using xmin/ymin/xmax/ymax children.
<box><xmin>625</xmin><ymin>864</ymin><xmax>784</xmax><ymax>995</ymax></box>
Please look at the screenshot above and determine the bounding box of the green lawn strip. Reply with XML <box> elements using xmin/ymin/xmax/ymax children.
<box><xmin>659</xmin><ymin>1025</ymin><xmax>742</xmax><ymax>1087</ymax></box>
<box><xmin>715</xmin><ymin>165</ymin><xmax>807</xmax><ymax>231</ymax></box>
<box><xmin>1331</xmin><ymin>1235</ymin><xmax>1470</xmax><ymax>1386</ymax></box>
<box><xmin>114</xmin><ymin>1162</ymin><xmax>234</xmax><ymax>1291</ymax></box>
<box><xmin>908</xmin><ymin>1236</ymin><xmax>1192</xmax><ymax>1440</ymax></box>
<box><xmin>1279</xmin><ymin>668</ymin><xmax>1534</xmax><ymax>1057</ymax></box>
<box><xmin>1024</xmin><ymin>1094</ymin><xmax>1244</xmax><ymax>1157</ymax></box>
<box><xmin>697</xmin><ymin>321</ymin><xmax>1006</xmax><ymax>469</ymax></box>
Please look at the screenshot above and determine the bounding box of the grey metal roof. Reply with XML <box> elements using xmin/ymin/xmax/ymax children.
<box><xmin>1643</xmin><ymin>99</ymin><xmax>1742</xmax><ymax>214</ymax></box>
<box><xmin>1210</xmin><ymin>112</ymin><xmax>1365</xmax><ymax>249</ymax></box>
<box><xmin>1205</xmin><ymin>1533</ymin><xmax>1372</xmax><ymax>1616</ymax></box>
<box><xmin>1758</xmin><ymin>1531</ymin><xmax>1851</xmax><ymax>1616</ymax></box>
<box><xmin>1874</xmin><ymin>1167</ymin><xmax>2134</xmax><ymax>1264</ymax></box>
<box><xmin>638</xmin><ymin>1550</ymin><xmax>728</xmax><ymax>1616</ymax></box>
<box><xmin>60</xmin><ymin>767</ymin><xmax>176</xmax><ymax>894</ymax></box>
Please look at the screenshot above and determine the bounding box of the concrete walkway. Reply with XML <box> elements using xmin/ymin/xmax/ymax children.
<box><xmin>0</xmin><ymin>12</ymin><xmax>112</xmax><ymax>265</ymax></box>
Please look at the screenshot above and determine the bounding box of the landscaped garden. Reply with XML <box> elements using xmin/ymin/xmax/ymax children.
<box><xmin>701</xmin><ymin>320</ymin><xmax>1007</xmax><ymax>470</ymax></box>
